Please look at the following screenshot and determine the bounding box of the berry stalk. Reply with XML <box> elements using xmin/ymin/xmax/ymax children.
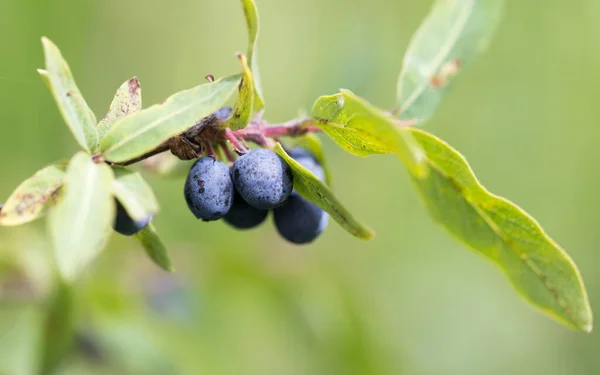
<box><xmin>111</xmin><ymin>115</ymin><xmax>322</xmax><ymax>166</ymax></box>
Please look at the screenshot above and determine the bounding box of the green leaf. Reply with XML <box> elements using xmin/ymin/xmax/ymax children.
<box><xmin>134</xmin><ymin>223</ymin><xmax>174</xmax><ymax>272</ymax></box>
<box><xmin>112</xmin><ymin>166</ymin><xmax>159</xmax><ymax>222</ymax></box>
<box><xmin>408</xmin><ymin>128</ymin><xmax>592</xmax><ymax>332</ymax></box>
<box><xmin>0</xmin><ymin>162</ymin><xmax>67</xmax><ymax>226</ymax></box>
<box><xmin>291</xmin><ymin>133</ymin><xmax>333</xmax><ymax>186</ymax></box>
<box><xmin>311</xmin><ymin>90</ymin><xmax>426</xmax><ymax>177</ymax></box>
<box><xmin>39</xmin><ymin>37</ymin><xmax>98</xmax><ymax>151</ymax></box>
<box><xmin>274</xmin><ymin>143</ymin><xmax>374</xmax><ymax>240</ymax></box>
<box><xmin>397</xmin><ymin>0</ymin><xmax>504</xmax><ymax>122</ymax></box>
<box><xmin>49</xmin><ymin>152</ymin><xmax>115</xmax><ymax>281</ymax></box>
<box><xmin>99</xmin><ymin>75</ymin><xmax>240</xmax><ymax>163</ymax></box>
<box><xmin>222</xmin><ymin>54</ymin><xmax>255</xmax><ymax>130</ymax></box>
<box><xmin>97</xmin><ymin>77</ymin><xmax>142</xmax><ymax>140</ymax></box>
<box><xmin>240</xmin><ymin>0</ymin><xmax>264</xmax><ymax>111</ymax></box>
<box><xmin>140</xmin><ymin>153</ymin><xmax>194</xmax><ymax>178</ymax></box>
<box><xmin>0</xmin><ymin>306</ymin><xmax>44</xmax><ymax>375</ymax></box>
<box><xmin>40</xmin><ymin>282</ymin><xmax>74</xmax><ymax>374</ymax></box>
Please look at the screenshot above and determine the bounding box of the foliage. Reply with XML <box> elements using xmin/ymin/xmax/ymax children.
<box><xmin>0</xmin><ymin>4</ymin><xmax>592</xmax><ymax>369</ymax></box>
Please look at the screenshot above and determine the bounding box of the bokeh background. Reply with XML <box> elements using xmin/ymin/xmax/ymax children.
<box><xmin>2</xmin><ymin>0</ymin><xmax>600</xmax><ymax>374</ymax></box>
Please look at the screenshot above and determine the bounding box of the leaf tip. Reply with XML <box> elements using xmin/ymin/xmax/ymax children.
<box><xmin>362</xmin><ymin>230</ymin><xmax>376</xmax><ymax>241</ymax></box>
<box><xmin>40</xmin><ymin>36</ymin><xmax>56</xmax><ymax>54</ymax></box>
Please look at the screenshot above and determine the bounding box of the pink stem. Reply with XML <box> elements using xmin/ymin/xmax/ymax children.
<box><xmin>223</xmin><ymin>128</ymin><xmax>248</xmax><ymax>154</ymax></box>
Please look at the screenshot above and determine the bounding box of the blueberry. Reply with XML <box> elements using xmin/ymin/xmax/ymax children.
<box><xmin>114</xmin><ymin>200</ymin><xmax>152</xmax><ymax>236</ymax></box>
<box><xmin>272</xmin><ymin>148</ymin><xmax>329</xmax><ymax>244</ymax></box>
<box><xmin>288</xmin><ymin>148</ymin><xmax>314</xmax><ymax>161</ymax></box>
<box><xmin>274</xmin><ymin>193</ymin><xmax>329</xmax><ymax>244</ymax></box>
<box><xmin>231</xmin><ymin>148</ymin><xmax>293</xmax><ymax>209</ymax></box>
<box><xmin>215</xmin><ymin>107</ymin><xmax>232</xmax><ymax>119</ymax></box>
<box><xmin>288</xmin><ymin>148</ymin><xmax>325</xmax><ymax>181</ymax></box>
<box><xmin>184</xmin><ymin>157</ymin><xmax>234</xmax><ymax>221</ymax></box>
<box><xmin>223</xmin><ymin>192</ymin><xmax>268</xmax><ymax>229</ymax></box>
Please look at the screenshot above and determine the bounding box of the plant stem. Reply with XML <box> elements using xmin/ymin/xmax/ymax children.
<box><xmin>219</xmin><ymin>142</ymin><xmax>237</xmax><ymax>163</ymax></box>
<box><xmin>111</xmin><ymin>118</ymin><xmax>322</xmax><ymax>166</ymax></box>
<box><xmin>112</xmin><ymin>143</ymin><xmax>170</xmax><ymax>166</ymax></box>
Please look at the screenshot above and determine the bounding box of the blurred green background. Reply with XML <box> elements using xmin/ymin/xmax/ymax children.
<box><xmin>2</xmin><ymin>0</ymin><xmax>600</xmax><ymax>374</ymax></box>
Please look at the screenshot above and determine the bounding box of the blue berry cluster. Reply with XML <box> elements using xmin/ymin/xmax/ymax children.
<box><xmin>183</xmin><ymin>147</ymin><xmax>328</xmax><ymax>244</ymax></box>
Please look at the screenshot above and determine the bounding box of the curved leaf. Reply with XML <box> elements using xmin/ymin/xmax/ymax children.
<box><xmin>99</xmin><ymin>75</ymin><xmax>240</xmax><ymax>163</ymax></box>
<box><xmin>49</xmin><ymin>152</ymin><xmax>115</xmax><ymax>282</ymax></box>
<box><xmin>222</xmin><ymin>54</ymin><xmax>255</xmax><ymax>130</ymax></box>
<box><xmin>97</xmin><ymin>77</ymin><xmax>142</xmax><ymax>140</ymax></box>
<box><xmin>134</xmin><ymin>223</ymin><xmax>173</xmax><ymax>272</ymax></box>
<box><xmin>0</xmin><ymin>162</ymin><xmax>67</xmax><ymax>226</ymax></box>
<box><xmin>112</xmin><ymin>166</ymin><xmax>159</xmax><ymax>222</ymax></box>
<box><xmin>291</xmin><ymin>133</ymin><xmax>333</xmax><ymax>186</ymax></box>
<box><xmin>40</xmin><ymin>37</ymin><xmax>98</xmax><ymax>151</ymax></box>
<box><xmin>397</xmin><ymin>0</ymin><xmax>503</xmax><ymax>122</ymax></box>
<box><xmin>408</xmin><ymin>128</ymin><xmax>592</xmax><ymax>332</ymax></box>
<box><xmin>274</xmin><ymin>143</ymin><xmax>374</xmax><ymax>240</ymax></box>
<box><xmin>311</xmin><ymin>90</ymin><xmax>426</xmax><ymax>177</ymax></box>
<box><xmin>241</xmin><ymin>0</ymin><xmax>264</xmax><ymax>110</ymax></box>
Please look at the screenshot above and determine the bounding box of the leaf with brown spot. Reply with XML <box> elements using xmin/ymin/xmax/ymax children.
<box><xmin>396</xmin><ymin>0</ymin><xmax>504</xmax><ymax>122</ymax></box>
<box><xmin>99</xmin><ymin>75</ymin><xmax>239</xmax><ymax>163</ymax></box>
<box><xmin>409</xmin><ymin>128</ymin><xmax>592</xmax><ymax>332</ymax></box>
<box><xmin>0</xmin><ymin>162</ymin><xmax>68</xmax><ymax>226</ymax></box>
<box><xmin>97</xmin><ymin>77</ymin><xmax>142</xmax><ymax>140</ymax></box>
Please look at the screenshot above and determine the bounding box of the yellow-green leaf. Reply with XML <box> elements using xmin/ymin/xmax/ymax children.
<box><xmin>241</xmin><ymin>0</ymin><xmax>264</xmax><ymax>111</ymax></box>
<box><xmin>135</xmin><ymin>223</ymin><xmax>173</xmax><ymax>272</ymax></box>
<box><xmin>97</xmin><ymin>77</ymin><xmax>142</xmax><ymax>140</ymax></box>
<box><xmin>311</xmin><ymin>90</ymin><xmax>426</xmax><ymax>177</ymax></box>
<box><xmin>112</xmin><ymin>166</ymin><xmax>159</xmax><ymax>222</ymax></box>
<box><xmin>222</xmin><ymin>54</ymin><xmax>255</xmax><ymax>130</ymax></box>
<box><xmin>99</xmin><ymin>75</ymin><xmax>240</xmax><ymax>163</ymax></box>
<box><xmin>291</xmin><ymin>133</ymin><xmax>333</xmax><ymax>186</ymax></box>
<box><xmin>0</xmin><ymin>162</ymin><xmax>67</xmax><ymax>226</ymax></box>
<box><xmin>409</xmin><ymin>128</ymin><xmax>592</xmax><ymax>332</ymax></box>
<box><xmin>39</xmin><ymin>37</ymin><xmax>98</xmax><ymax>151</ymax></box>
<box><xmin>49</xmin><ymin>152</ymin><xmax>115</xmax><ymax>282</ymax></box>
<box><xmin>397</xmin><ymin>0</ymin><xmax>504</xmax><ymax>122</ymax></box>
<box><xmin>274</xmin><ymin>143</ymin><xmax>374</xmax><ymax>240</ymax></box>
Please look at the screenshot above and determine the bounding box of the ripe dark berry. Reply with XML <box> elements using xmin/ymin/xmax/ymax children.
<box><xmin>274</xmin><ymin>193</ymin><xmax>329</xmax><ymax>244</ymax></box>
<box><xmin>287</xmin><ymin>148</ymin><xmax>314</xmax><ymax>161</ymax></box>
<box><xmin>288</xmin><ymin>148</ymin><xmax>325</xmax><ymax>181</ymax></box>
<box><xmin>184</xmin><ymin>157</ymin><xmax>234</xmax><ymax>221</ymax></box>
<box><xmin>215</xmin><ymin>106</ymin><xmax>232</xmax><ymax>119</ymax></box>
<box><xmin>273</xmin><ymin>148</ymin><xmax>329</xmax><ymax>244</ymax></box>
<box><xmin>114</xmin><ymin>200</ymin><xmax>152</xmax><ymax>236</ymax></box>
<box><xmin>231</xmin><ymin>148</ymin><xmax>293</xmax><ymax>210</ymax></box>
<box><xmin>223</xmin><ymin>192</ymin><xmax>268</xmax><ymax>229</ymax></box>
